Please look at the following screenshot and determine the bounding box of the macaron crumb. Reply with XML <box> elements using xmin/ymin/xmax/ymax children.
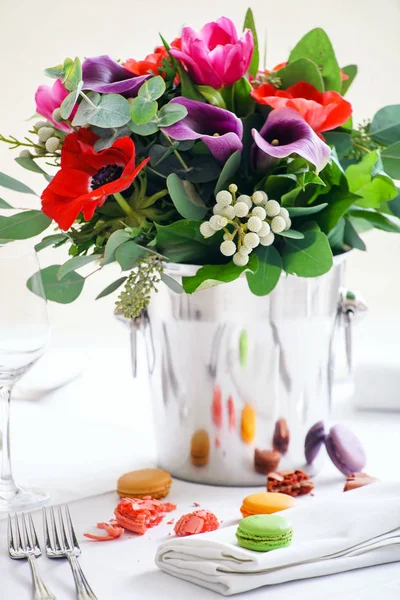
<box><xmin>174</xmin><ymin>510</ymin><xmax>219</xmax><ymax>537</ymax></box>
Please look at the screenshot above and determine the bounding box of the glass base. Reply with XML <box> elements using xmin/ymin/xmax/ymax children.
<box><xmin>0</xmin><ymin>486</ymin><xmax>49</xmax><ymax>512</ymax></box>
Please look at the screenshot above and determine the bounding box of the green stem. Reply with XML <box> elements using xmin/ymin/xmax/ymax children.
<box><xmin>352</xmin><ymin>142</ymin><xmax>371</xmax><ymax>154</ymax></box>
<box><xmin>161</xmin><ymin>132</ymin><xmax>190</xmax><ymax>172</ymax></box>
<box><xmin>113</xmin><ymin>192</ymin><xmax>134</xmax><ymax>216</ymax></box>
<box><xmin>146</xmin><ymin>189</ymin><xmax>168</xmax><ymax>203</ymax></box>
<box><xmin>79</xmin><ymin>91</ymin><xmax>97</xmax><ymax>109</ymax></box>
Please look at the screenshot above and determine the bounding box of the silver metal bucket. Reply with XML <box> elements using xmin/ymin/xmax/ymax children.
<box><xmin>126</xmin><ymin>259</ymin><xmax>365</xmax><ymax>485</ymax></box>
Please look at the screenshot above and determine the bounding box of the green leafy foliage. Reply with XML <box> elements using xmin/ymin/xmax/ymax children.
<box><xmin>243</xmin><ymin>8</ymin><xmax>259</xmax><ymax>78</ymax></box>
<box><xmin>214</xmin><ymin>151</ymin><xmax>241</xmax><ymax>194</ymax></box>
<box><xmin>160</xmin><ymin>273</ymin><xmax>184</xmax><ymax>294</ymax></box>
<box><xmin>35</xmin><ymin>233</ymin><xmax>68</xmax><ymax>251</ymax></box>
<box><xmin>115</xmin><ymin>240</ymin><xmax>147</xmax><ymax>270</ymax></box>
<box><xmin>130</xmin><ymin>96</ymin><xmax>158</xmax><ymax>125</ymax></box>
<box><xmin>15</xmin><ymin>156</ymin><xmax>49</xmax><ymax>177</ymax></box>
<box><xmin>231</xmin><ymin>77</ymin><xmax>255</xmax><ymax>117</ymax></box>
<box><xmin>346</xmin><ymin>151</ymin><xmax>397</xmax><ymax>208</ymax></box>
<box><xmin>157</xmin><ymin>103</ymin><xmax>188</xmax><ymax>127</ymax></box>
<box><xmin>341</xmin><ymin>65</ymin><xmax>357</xmax><ymax>95</ymax></box>
<box><xmin>288</xmin><ymin>28</ymin><xmax>341</xmax><ymax>91</ymax></box>
<box><xmin>0</xmin><ymin>198</ymin><xmax>13</xmax><ymax>209</ymax></box>
<box><xmin>28</xmin><ymin>265</ymin><xmax>85</xmax><ymax>303</ymax></box>
<box><xmin>287</xmin><ymin>203</ymin><xmax>328</xmax><ymax>217</ymax></box>
<box><xmin>175</xmin><ymin>61</ymin><xmax>205</xmax><ymax>102</ymax></box>
<box><xmin>246</xmin><ymin>245</ymin><xmax>282</xmax><ymax>295</ymax></box>
<box><xmin>167</xmin><ymin>173</ymin><xmax>207</xmax><ymax>220</ymax></box>
<box><xmin>0</xmin><ymin>211</ymin><xmax>51</xmax><ymax>239</ymax></box>
<box><xmin>348</xmin><ymin>207</ymin><xmax>400</xmax><ymax>233</ymax></box>
<box><xmin>57</xmin><ymin>254</ymin><xmax>101</xmax><ymax>280</ymax></box>
<box><xmin>343</xmin><ymin>218</ymin><xmax>366</xmax><ymax>251</ymax></box>
<box><xmin>282</xmin><ymin>230</ymin><xmax>333</xmax><ymax>277</ymax></box>
<box><xmin>370</xmin><ymin>105</ymin><xmax>400</xmax><ymax>145</ymax></box>
<box><xmin>73</xmin><ymin>93</ymin><xmax>130</xmax><ymax>128</ymax></box>
<box><xmin>278</xmin><ymin>229</ymin><xmax>305</xmax><ymax>239</ymax></box>
<box><xmin>324</xmin><ymin>132</ymin><xmax>352</xmax><ymax>158</ymax></box>
<box><xmin>156</xmin><ymin>220</ymin><xmax>221</xmax><ymax>264</ymax></box>
<box><xmin>96</xmin><ymin>276</ymin><xmax>128</xmax><ymax>300</ymax></box>
<box><xmin>138</xmin><ymin>76</ymin><xmax>166</xmax><ymax>101</ymax></box>
<box><xmin>317</xmin><ymin>190</ymin><xmax>360</xmax><ymax>233</ymax></box>
<box><xmin>279</xmin><ymin>58</ymin><xmax>324</xmax><ymax>92</ymax></box>
<box><xmin>197</xmin><ymin>86</ymin><xmax>226</xmax><ymax>108</ymax></box>
<box><xmin>0</xmin><ymin>172</ymin><xmax>36</xmax><ymax>195</ymax></box>
<box><xmin>381</xmin><ymin>142</ymin><xmax>400</xmax><ymax>179</ymax></box>
<box><xmin>101</xmin><ymin>230</ymin><xmax>132</xmax><ymax>265</ymax></box>
<box><xmin>182</xmin><ymin>253</ymin><xmax>258</xmax><ymax>293</ymax></box>
<box><xmin>62</xmin><ymin>57</ymin><xmax>82</xmax><ymax>92</ymax></box>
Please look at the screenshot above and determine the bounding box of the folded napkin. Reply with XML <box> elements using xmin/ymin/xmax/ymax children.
<box><xmin>156</xmin><ymin>482</ymin><xmax>400</xmax><ymax>595</ymax></box>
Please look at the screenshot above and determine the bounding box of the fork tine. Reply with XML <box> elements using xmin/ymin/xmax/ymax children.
<box><xmin>65</xmin><ymin>505</ymin><xmax>80</xmax><ymax>551</ymax></box>
<box><xmin>28</xmin><ymin>514</ymin><xmax>40</xmax><ymax>551</ymax></box>
<box><xmin>15</xmin><ymin>514</ymin><xmax>24</xmax><ymax>551</ymax></box>
<box><xmin>43</xmin><ymin>508</ymin><xmax>52</xmax><ymax>551</ymax></box>
<box><xmin>21</xmin><ymin>514</ymin><xmax>32</xmax><ymax>552</ymax></box>
<box><xmin>58</xmin><ymin>505</ymin><xmax>71</xmax><ymax>551</ymax></box>
<box><xmin>50</xmin><ymin>506</ymin><xmax>62</xmax><ymax>552</ymax></box>
<box><xmin>7</xmin><ymin>514</ymin><xmax>15</xmax><ymax>552</ymax></box>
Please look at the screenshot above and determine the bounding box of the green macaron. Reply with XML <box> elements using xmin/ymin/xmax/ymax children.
<box><xmin>235</xmin><ymin>514</ymin><xmax>293</xmax><ymax>552</ymax></box>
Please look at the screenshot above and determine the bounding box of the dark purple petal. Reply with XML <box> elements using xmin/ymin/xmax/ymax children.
<box><xmin>82</xmin><ymin>55</ymin><xmax>149</xmax><ymax>97</ymax></box>
<box><xmin>161</xmin><ymin>97</ymin><xmax>243</xmax><ymax>163</ymax></box>
<box><xmin>252</xmin><ymin>108</ymin><xmax>331</xmax><ymax>172</ymax></box>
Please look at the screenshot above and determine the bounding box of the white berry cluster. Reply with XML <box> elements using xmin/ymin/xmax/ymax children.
<box><xmin>200</xmin><ymin>184</ymin><xmax>291</xmax><ymax>267</ymax></box>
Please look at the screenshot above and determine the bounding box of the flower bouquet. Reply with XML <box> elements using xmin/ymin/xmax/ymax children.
<box><xmin>1</xmin><ymin>9</ymin><xmax>399</xmax><ymax>316</ymax></box>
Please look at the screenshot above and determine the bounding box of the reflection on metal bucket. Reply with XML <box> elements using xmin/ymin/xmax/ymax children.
<box><xmin>124</xmin><ymin>260</ymin><xmax>366</xmax><ymax>486</ymax></box>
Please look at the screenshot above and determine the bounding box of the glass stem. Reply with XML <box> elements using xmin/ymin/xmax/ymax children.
<box><xmin>0</xmin><ymin>385</ymin><xmax>17</xmax><ymax>497</ymax></box>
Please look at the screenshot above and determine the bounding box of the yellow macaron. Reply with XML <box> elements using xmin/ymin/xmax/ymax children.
<box><xmin>240</xmin><ymin>492</ymin><xmax>296</xmax><ymax>517</ymax></box>
<box><xmin>117</xmin><ymin>468</ymin><xmax>172</xmax><ymax>499</ymax></box>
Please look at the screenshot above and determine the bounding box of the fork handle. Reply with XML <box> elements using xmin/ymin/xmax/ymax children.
<box><xmin>67</xmin><ymin>555</ymin><xmax>98</xmax><ymax>600</ymax></box>
<box><xmin>27</xmin><ymin>555</ymin><xmax>57</xmax><ymax>600</ymax></box>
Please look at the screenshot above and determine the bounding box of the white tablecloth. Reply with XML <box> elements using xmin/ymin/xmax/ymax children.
<box><xmin>1</xmin><ymin>332</ymin><xmax>400</xmax><ymax>599</ymax></box>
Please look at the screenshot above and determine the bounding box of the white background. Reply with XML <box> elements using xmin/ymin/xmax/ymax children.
<box><xmin>0</xmin><ymin>0</ymin><xmax>399</xmax><ymax>343</ymax></box>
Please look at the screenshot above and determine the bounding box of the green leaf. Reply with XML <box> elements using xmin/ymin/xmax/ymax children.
<box><xmin>341</xmin><ymin>65</ymin><xmax>357</xmax><ymax>95</ymax></box>
<box><xmin>0</xmin><ymin>211</ymin><xmax>52</xmax><ymax>239</ymax></box>
<box><xmin>287</xmin><ymin>203</ymin><xmax>328</xmax><ymax>217</ymax></box>
<box><xmin>57</xmin><ymin>254</ymin><xmax>101</xmax><ymax>280</ymax></box>
<box><xmin>246</xmin><ymin>245</ymin><xmax>282</xmax><ymax>296</ymax></box>
<box><xmin>381</xmin><ymin>142</ymin><xmax>400</xmax><ymax>179</ymax></box>
<box><xmin>0</xmin><ymin>198</ymin><xmax>13</xmax><ymax>209</ymax></box>
<box><xmin>328</xmin><ymin>218</ymin><xmax>346</xmax><ymax>253</ymax></box>
<box><xmin>279</xmin><ymin>58</ymin><xmax>324</xmax><ymax>92</ymax></box>
<box><xmin>346</xmin><ymin>150</ymin><xmax>397</xmax><ymax>208</ymax></box>
<box><xmin>176</xmin><ymin>61</ymin><xmax>205</xmax><ymax>102</ymax></box>
<box><xmin>343</xmin><ymin>218</ymin><xmax>366</xmax><ymax>251</ymax></box>
<box><xmin>317</xmin><ymin>189</ymin><xmax>360</xmax><ymax>233</ymax></box>
<box><xmin>155</xmin><ymin>220</ymin><xmax>221</xmax><ymax>264</ymax></box>
<box><xmin>370</xmin><ymin>105</ymin><xmax>400</xmax><ymax>145</ymax></box>
<box><xmin>197</xmin><ymin>86</ymin><xmax>226</xmax><ymax>108</ymax></box>
<box><xmin>138</xmin><ymin>76</ymin><xmax>166</xmax><ymax>101</ymax></box>
<box><xmin>71</xmin><ymin>92</ymin><xmax>101</xmax><ymax>126</ymax></box>
<box><xmin>214</xmin><ymin>151</ymin><xmax>241</xmax><ymax>194</ymax></box>
<box><xmin>62</xmin><ymin>57</ymin><xmax>82</xmax><ymax>92</ymax></box>
<box><xmin>182</xmin><ymin>253</ymin><xmax>258</xmax><ymax>294</ymax></box>
<box><xmin>161</xmin><ymin>273</ymin><xmax>184</xmax><ymax>294</ymax></box>
<box><xmin>15</xmin><ymin>156</ymin><xmax>49</xmax><ymax>177</ymax></box>
<box><xmin>167</xmin><ymin>173</ymin><xmax>207</xmax><ymax>220</ymax></box>
<box><xmin>282</xmin><ymin>230</ymin><xmax>333</xmax><ymax>277</ymax></box>
<box><xmin>44</xmin><ymin>64</ymin><xmax>65</xmax><ymax>79</ymax></box>
<box><xmin>74</xmin><ymin>94</ymin><xmax>131</xmax><ymax>128</ymax></box>
<box><xmin>243</xmin><ymin>8</ymin><xmax>259</xmax><ymax>78</ymax></box>
<box><xmin>127</xmin><ymin>119</ymin><xmax>159</xmax><ymax>136</ymax></box>
<box><xmin>96</xmin><ymin>276</ymin><xmax>127</xmax><ymax>300</ymax></box>
<box><xmin>278</xmin><ymin>229</ymin><xmax>305</xmax><ymax>239</ymax></box>
<box><xmin>60</xmin><ymin>83</ymin><xmax>82</xmax><ymax>120</ymax></box>
<box><xmin>0</xmin><ymin>172</ymin><xmax>36</xmax><ymax>195</ymax></box>
<box><xmin>288</xmin><ymin>28</ymin><xmax>341</xmax><ymax>92</ymax></box>
<box><xmin>232</xmin><ymin>77</ymin><xmax>255</xmax><ymax>117</ymax></box>
<box><xmin>130</xmin><ymin>96</ymin><xmax>158</xmax><ymax>125</ymax></box>
<box><xmin>115</xmin><ymin>240</ymin><xmax>147</xmax><ymax>270</ymax></box>
<box><xmin>324</xmin><ymin>132</ymin><xmax>352</xmax><ymax>158</ymax></box>
<box><xmin>348</xmin><ymin>207</ymin><xmax>400</xmax><ymax>233</ymax></box>
<box><xmin>157</xmin><ymin>103</ymin><xmax>188</xmax><ymax>127</ymax></box>
<box><xmin>101</xmin><ymin>229</ymin><xmax>132</xmax><ymax>265</ymax></box>
<box><xmin>27</xmin><ymin>265</ymin><xmax>84</xmax><ymax>303</ymax></box>
<box><xmin>35</xmin><ymin>233</ymin><xmax>68</xmax><ymax>251</ymax></box>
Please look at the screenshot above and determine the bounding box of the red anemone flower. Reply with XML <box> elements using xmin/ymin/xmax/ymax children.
<box><xmin>251</xmin><ymin>81</ymin><xmax>352</xmax><ymax>135</ymax></box>
<box><xmin>124</xmin><ymin>39</ymin><xmax>181</xmax><ymax>77</ymax></box>
<box><xmin>41</xmin><ymin>129</ymin><xmax>149</xmax><ymax>231</ymax></box>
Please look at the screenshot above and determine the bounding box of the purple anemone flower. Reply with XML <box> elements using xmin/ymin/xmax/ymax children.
<box><xmin>82</xmin><ymin>55</ymin><xmax>149</xmax><ymax>97</ymax></box>
<box><xmin>161</xmin><ymin>97</ymin><xmax>243</xmax><ymax>163</ymax></box>
<box><xmin>252</xmin><ymin>108</ymin><xmax>331</xmax><ymax>172</ymax></box>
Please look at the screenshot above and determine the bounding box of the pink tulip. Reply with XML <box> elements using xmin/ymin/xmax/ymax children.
<box><xmin>35</xmin><ymin>79</ymin><xmax>76</xmax><ymax>132</ymax></box>
<box><xmin>171</xmin><ymin>17</ymin><xmax>254</xmax><ymax>89</ymax></box>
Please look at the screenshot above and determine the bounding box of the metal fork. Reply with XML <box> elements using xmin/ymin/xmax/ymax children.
<box><xmin>8</xmin><ymin>513</ymin><xmax>56</xmax><ymax>600</ymax></box>
<box><xmin>43</xmin><ymin>505</ymin><xmax>98</xmax><ymax>600</ymax></box>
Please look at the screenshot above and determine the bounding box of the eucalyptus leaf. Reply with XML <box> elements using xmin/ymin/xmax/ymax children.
<box><xmin>130</xmin><ymin>96</ymin><xmax>158</xmax><ymax>125</ymax></box>
<box><xmin>161</xmin><ymin>273</ymin><xmax>184</xmax><ymax>294</ymax></box>
<box><xmin>246</xmin><ymin>245</ymin><xmax>282</xmax><ymax>296</ymax></box>
<box><xmin>101</xmin><ymin>229</ymin><xmax>132</xmax><ymax>265</ymax></box>
<box><xmin>287</xmin><ymin>203</ymin><xmax>328</xmax><ymax>217</ymax></box>
<box><xmin>79</xmin><ymin>94</ymin><xmax>131</xmax><ymax>128</ymax></box>
<box><xmin>15</xmin><ymin>156</ymin><xmax>49</xmax><ymax>176</ymax></box>
<box><xmin>115</xmin><ymin>240</ymin><xmax>147</xmax><ymax>270</ymax></box>
<box><xmin>243</xmin><ymin>8</ymin><xmax>259</xmax><ymax>78</ymax></box>
<box><xmin>167</xmin><ymin>173</ymin><xmax>207</xmax><ymax>220</ymax></box>
<box><xmin>157</xmin><ymin>103</ymin><xmax>188</xmax><ymax>127</ymax></box>
<box><xmin>44</xmin><ymin>64</ymin><xmax>64</xmax><ymax>79</ymax></box>
<box><xmin>282</xmin><ymin>230</ymin><xmax>333</xmax><ymax>277</ymax></box>
<box><xmin>279</xmin><ymin>58</ymin><xmax>324</xmax><ymax>92</ymax></box>
<box><xmin>0</xmin><ymin>211</ymin><xmax>52</xmax><ymax>239</ymax></box>
<box><xmin>128</xmin><ymin>120</ymin><xmax>159</xmax><ymax>136</ymax></box>
<box><xmin>370</xmin><ymin>105</ymin><xmax>400</xmax><ymax>146</ymax></box>
<box><xmin>57</xmin><ymin>254</ymin><xmax>101</xmax><ymax>280</ymax></box>
<box><xmin>96</xmin><ymin>276</ymin><xmax>127</xmax><ymax>300</ymax></box>
<box><xmin>35</xmin><ymin>233</ymin><xmax>68</xmax><ymax>251</ymax></box>
<box><xmin>341</xmin><ymin>64</ymin><xmax>357</xmax><ymax>95</ymax></box>
<box><xmin>182</xmin><ymin>253</ymin><xmax>258</xmax><ymax>294</ymax></box>
<box><xmin>60</xmin><ymin>83</ymin><xmax>82</xmax><ymax>120</ymax></box>
<box><xmin>138</xmin><ymin>76</ymin><xmax>166</xmax><ymax>101</ymax></box>
<box><xmin>0</xmin><ymin>172</ymin><xmax>36</xmax><ymax>195</ymax></box>
<box><xmin>288</xmin><ymin>28</ymin><xmax>341</xmax><ymax>91</ymax></box>
<box><xmin>71</xmin><ymin>92</ymin><xmax>101</xmax><ymax>126</ymax></box>
<box><xmin>0</xmin><ymin>198</ymin><xmax>13</xmax><ymax>209</ymax></box>
<box><xmin>63</xmin><ymin>57</ymin><xmax>82</xmax><ymax>92</ymax></box>
<box><xmin>28</xmin><ymin>265</ymin><xmax>84</xmax><ymax>303</ymax></box>
<box><xmin>214</xmin><ymin>151</ymin><xmax>241</xmax><ymax>194</ymax></box>
<box><xmin>381</xmin><ymin>142</ymin><xmax>400</xmax><ymax>179</ymax></box>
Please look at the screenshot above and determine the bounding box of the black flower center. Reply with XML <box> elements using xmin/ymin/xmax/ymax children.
<box><xmin>91</xmin><ymin>164</ymin><xmax>123</xmax><ymax>190</ymax></box>
<box><xmin>265</xmin><ymin>120</ymin><xmax>309</xmax><ymax>146</ymax></box>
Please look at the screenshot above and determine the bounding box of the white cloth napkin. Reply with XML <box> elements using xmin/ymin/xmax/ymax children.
<box><xmin>156</xmin><ymin>482</ymin><xmax>400</xmax><ymax>595</ymax></box>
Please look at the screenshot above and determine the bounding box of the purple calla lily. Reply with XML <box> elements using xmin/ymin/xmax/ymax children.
<box><xmin>82</xmin><ymin>55</ymin><xmax>149</xmax><ymax>97</ymax></box>
<box><xmin>161</xmin><ymin>98</ymin><xmax>243</xmax><ymax>163</ymax></box>
<box><xmin>252</xmin><ymin>108</ymin><xmax>331</xmax><ymax>172</ymax></box>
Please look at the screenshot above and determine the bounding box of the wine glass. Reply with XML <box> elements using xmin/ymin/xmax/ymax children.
<box><xmin>0</xmin><ymin>241</ymin><xmax>50</xmax><ymax>511</ymax></box>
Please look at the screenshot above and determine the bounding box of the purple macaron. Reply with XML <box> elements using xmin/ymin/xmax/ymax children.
<box><xmin>304</xmin><ymin>421</ymin><xmax>326</xmax><ymax>464</ymax></box>
<box><xmin>325</xmin><ymin>424</ymin><xmax>366</xmax><ymax>475</ymax></box>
